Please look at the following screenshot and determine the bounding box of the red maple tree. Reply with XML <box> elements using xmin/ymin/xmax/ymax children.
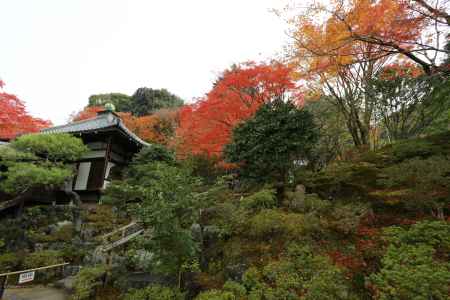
<box><xmin>175</xmin><ymin>62</ymin><xmax>303</xmax><ymax>158</ymax></box>
<box><xmin>0</xmin><ymin>80</ymin><xmax>51</xmax><ymax>140</ymax></box>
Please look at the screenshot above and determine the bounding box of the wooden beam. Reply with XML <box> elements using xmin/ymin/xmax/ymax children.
<box><xmin>0</xmin><ymin>262</ymin><xmax>69</xmax><ymax>277</ymax></box>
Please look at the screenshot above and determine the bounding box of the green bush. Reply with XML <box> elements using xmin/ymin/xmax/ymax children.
<box><xmin>322</xmin><ymin>203</ymin><xmax>369</xmax><ymax>236</ymax></box>
<box><xmin>29</xmin><ymin>224</ymin><xmax>75</xmax><ymax>243</ymax></box>
<box><xmin>378</xmin><ymin>155</ymin><xmax>450</xmax><ymax>189</ymax></box>
<box><xmin>123</xmin><ymin>285</ymin><xmax>184</xmax><ymax>300</ymax></box>
<box><xmin>385</xmin><ymin>220</ymin><xmax>450</xmax><ymax>251</ymax></box>
<box><xmin>370</xmin><ymin>220</ymin><xmax>450</xmax><ymax>299</ymax></box>
<box><xmin>0</xmin><ymin>134</ymin><xmax>87</xmax><ymax>196</ymax></box>
<box><xmin>60</xmin><ymin>245</ymin><xmax>87</xmax><ymax>264</ymax></box>
<box><xmin>195</xmin><ymin>290</ymin><xmax>236</xmax><ymax>300</ymax></box>
<box><xmin>370</xmin><ymin>244</ymin><xmax>450</xmax><ymax>300</ymax></box>
<box><xmin>223</xmin><ymin>280</ymin><xmax>247</xmax><ymax>298</ymax></box>
<box><xmin>389</xmin><ymin>139</ymin><xmax>438</xmax><ymax>162</ymax></box>
<box><xmin>285</xmin><ymin>192</ymin><xmax>331</xmax><ymax>214</ymax></box>
<box><xmin>131</xmin><ymin>144</ymin><xmax>176</xmax><ymax>167</ymax></box>
<box><xmin>241</xmin><ymin>245</ymin><xmax>356</xmax><ymax>300</ymax></box>
<box><xmin>377</xmin><ymin>155</ymin><xmax>450</xmax><ymax>214</ymax></box>
<box><xmin>22</xmin><ymin>250</ymin><xmax>64</xmax><ymax>282</ymax></box>
<box><xmin>23</xmin><ymin>250</ymin><xmax>64</xmax><ymax>269</ymax></box>
<box><xmin>246</xmin><ymin>209</ymin><xmax>304</xmax><ymax>240</ymax></box>
<box><xmin>0</xmin><ymin>252</ymin><xmax>22</xmax><ymax>271</ymax></box>
<box><xmin>12</xmin><ymin>133</ymin><xmax>88</xmax><ymax>162</ymax></box>
<box><xmin>72</xmin><ymin>265</ymin><xmax>107</xmax><ymax>300</ymax></box>
<box><xmin>241</xmin><ymin>189</ymin><xmax>276</xmax><ymax>211</ymax></box>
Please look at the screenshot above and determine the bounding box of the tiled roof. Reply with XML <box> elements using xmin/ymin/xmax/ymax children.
<box><xmin>41</xmin><ymin>111</ymin><xmax>150</xmax><ymax>147</ymax></box>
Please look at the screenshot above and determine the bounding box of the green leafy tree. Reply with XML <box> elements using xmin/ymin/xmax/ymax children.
<box><xmin>224</xmin><ymin>100</ymin><xmax>318</xmax><ymax>200</ymax></box>
<box><xmin>131</xmin><ymin>87</ymin><xmax>184</xmax><ymax>116</ymax></box>
<box><xmin>131</xmin><ymin>144</ymin><xmax>176</xmax><ymax>167</ymax></box>
<box><xmin>370</xmin><ymin>71</ymin><xmax>450</xmax><ymax>141</ymax></box>
<box><xmin>104</xmin><ymin>144</ymin><xmax>177</xmax><ymax>208</ymax></box>
<box><xmin>88</xmin><ymin>93</ymin><xmax>131</xmax><ymax>112</ymax></box>
<box><xmin>305</xmin><ymin>99</ymin><xmax>353</xmax><ymax>170</ymax></box>
<box><xmin>105</xmin><ymin>150</ymin><xmax>202</xmax><ymax>283</ymax></box>
<box><xmin>0</xmin><ymin>134</ymin><xmax>87</xmax><ymax>208</ymax></box>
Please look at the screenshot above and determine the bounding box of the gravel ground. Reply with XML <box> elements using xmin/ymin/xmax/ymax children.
<box><xmin>3</xmin><ymin>286</ymin><xmax>69</xmax><ymax>300</ymax></box>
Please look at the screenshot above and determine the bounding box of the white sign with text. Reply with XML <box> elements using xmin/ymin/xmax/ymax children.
<box><xmin>18</xmin><ymin>271</ymin><xmax>35</xmax><ymax>284</ymax></box>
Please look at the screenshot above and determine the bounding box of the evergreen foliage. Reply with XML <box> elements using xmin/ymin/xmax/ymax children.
<box><xmin>123</xmin><ymin>285</ymin><xmax>184</xmax><ymax>300</ymax></box>
<box><xmin>225</xmin><ymin>100</ymin><xmax>318</xmax><ymax>189</ymax></box>
<box><xmin>131</xmin><ymin>87</ymin><xmax>184</xmax><ymax>116</ymax></box>
<box><xmin>0</xmin><ymin>133</ymin><xmax>87</xmax><ymax>196</ymax></box>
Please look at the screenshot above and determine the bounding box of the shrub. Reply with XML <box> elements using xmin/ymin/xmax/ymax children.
<box><xmin>23</xmin><ymin>250</ymin><xmax>64</xmax><ymax>269</ymax></box>
<box><xmin>195</xmin><ymin>290</ymin><xmax>236</xmax><ymax>300</ymax></box>
<box><xmin>246</xmin><ymin>209</ymin><xmax>304</xmax><ymax>240</ymax></box>
<box><xmin>241</xmin><ymin>245</ymin><xmax>356</xmax><ymax>300</ymax></box>
<box><xmin>285</xmin><ymin>192</ymin><xmax>331</xmax><ymax>214</ymax></box>
<box><xmin>223</xmin><ymin>280</ymin><xmax>247</xmax><ymax>298</ymax></box>
<box><xmin>370</xmin><ymin>220</ymin><xmax>450</xmax><ymax>299</ymax></box>
<box><xmin>131</xmin><ymin>144</ymin><xmax>176</xmax><ymax>167</ymax></box>
<box><xmin>389</xmin><ymin>139</ymin><xmax>438</xmax><ymax>162</ymax></box>
<box><xmin>377</xmin><ymin>155</ymin><xmax>450</xmax><ymax>215</ymax></box>
<box><xmin>123</xmin><ymin>285</ymin><xmax>184</xmax><ymax>300</ymax></box>
<box><xmin>322</xmin><ymin>203</ymin><xmax>369</xmax><ymax>236</ymax></box>
<box><xmin>60</xmin><ymin>245</ymin><xmax>87</xmax><ymax>264</ymax></box>
<box><xmin>0</xmin><ymin>134</ymin><xmax>87</xmax><ymax>196</ymax></box>
<box><xmin>385</xmin><ymin>220</ymin><xmax>450</xmax><ymax>251</ymax></box>
<box><xmin>370</xmin><ymin>244</ymin><xmax>450</xmax><ymax>300</ymax></box>
<box><xmin>29</xmin><ymin>223</ymin><xmax>75</xmax><ymax>243</ymax></box>
<box><xmin>241</xmin><ymin>189</ymin><xmax>276</xmax><ymax>211</ymax></box>
<box><xmin>72</xmin><ymin>265</ymin><xmax>107</xmax><ymax>300</ymax></box>
<box><xmin>0</xmin><ymin>252</ymin><xmax>22</xmax><ymax>271</ymax></box>
<box><xmin>22</xmin><ymin>250</ymin><xmax>64</xmax><ymax>282</ymax></box>
<box><xmin>12</xmin><ymin>133</ymin><xmax>87</xmax><ymax>162</ymax></box>
<box><xmin>378</xmin><ymin>155</ymin><xmax>450</xmax><ymax>189</ymax></box>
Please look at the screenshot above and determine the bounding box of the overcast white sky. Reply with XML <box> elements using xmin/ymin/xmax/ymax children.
<box><xmin>1</xmin><ymin>0</ymin><xmax>289</xmax><ymax>125</ymax></box>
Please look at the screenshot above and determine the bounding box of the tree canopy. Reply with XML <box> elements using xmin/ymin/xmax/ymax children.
<box><xmin>88</xmin><ymin>93</ymin><xmax>132</xmax><ymax>112</ymax></box>
<box><xmin>176</xmin><ymin>62</ymin><xmax>302</xmax><ymax>158</ymax></box>
<box><xmin>225</xmin><ymin>100</ymin><xmax>318</xmax><ymax>191</ymax></box>
<box><xmin>104</xmin><ymin>147</ymin><xmax>202</xmax><ymax>278</ymax></box>
<box><xmin>0</xmin><ymin>80</ymin><xmax>51</xmax><ymax>140</ymax></box>
<box><xmin>0</xmin><ymin>133</ymin><xmax>87</xmax><ymax>197</ymax></box>
<box><xmin>130</xmin><ymin>87</ymin><xmax>184</xmax><ymax>116</ymax></box>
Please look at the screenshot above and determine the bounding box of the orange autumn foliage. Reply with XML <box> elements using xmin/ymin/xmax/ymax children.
<box><xmin>175</xmin><ymin>62</ymin><xmax>303</xmax><ymax>158</ymax></box>
<box><xmin>70</xmin><ymin>106</ymin><xmax>104</xmax><ymax>122</ymax></box>
<box><xmin>379</xmin><ymin>61</ymin><xmax>424</xmax><ymax>80</ymax></box>
<box><xmin>290</xmin><ymin>0</ymin><xmax>432</xmax><ymax>75</ymax></box>
<box><xmin>125</xmin><ymin>111</ymin><xmax>176</xmax><ymax>145</ymax></box>
<box><xmin>0</xmin><ymin>80</ymin><xmax>51</xmax><ymax>140</ymax></box>
<box><xmin>70</xmin><ymin>105</ymin><xmax>178</xmax><ymax>145</ymax></box>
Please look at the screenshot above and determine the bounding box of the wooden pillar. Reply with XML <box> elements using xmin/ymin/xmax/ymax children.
<box><xmin>101</xmin><ymin>137</ymin><xmax>113</xmax><ymax>192</ymax></box>
<box><xmin>0</xmin><ymin>275</ymin><xmax>8</xmax><ymax>299</ymax></box>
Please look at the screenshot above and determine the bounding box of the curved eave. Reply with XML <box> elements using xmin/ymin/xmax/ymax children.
<box><xmin>41</xmin><ymin>115</ymin><xmax>151</xmax><ymax>148</ymax></box>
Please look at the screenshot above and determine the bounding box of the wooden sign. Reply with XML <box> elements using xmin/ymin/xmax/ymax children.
<box><xmin>18</xmin><ymin>271</ymin><xmax>35</xmax><ymax>284</ymax></box>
